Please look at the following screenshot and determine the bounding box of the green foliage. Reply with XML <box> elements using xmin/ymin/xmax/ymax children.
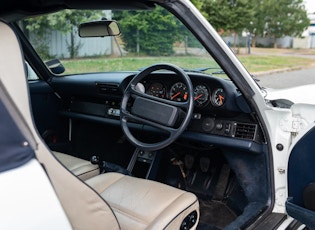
<box><xmin>31</xmin><ymin>34</ymin><xmax>54</xmax><ymax>60</ymax></box>
<box><xmin>252</xmin><ymin>0</ymin><xmax>309</xmax><ymax>39</ymax></box>
<box><xmin>201</xmin><ymin>0</ymin><xmax>309</xmax><ymax>44</ymax></box>
<box><xmin>191</xmin><ymin>0</ymin><xmax>203</xmax><ymax>9</ymax></box>
<box><xmin>26</xmin><ymin>10</ymin><xmax>104</xmax><ymax>33</ymax></box>
<box><xmin>113</xmin><ymin>6</ymin><xmax>181</xmax><ymax>56</ymax></box>
<box><xmin>202</xmin><ymin>0</ymin><xmax>255</xmax><ymax>34</ymax></box>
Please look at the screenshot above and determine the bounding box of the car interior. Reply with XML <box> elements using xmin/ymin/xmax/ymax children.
<box><xmin>1</xmin><ymin>19</ymin><xmax>200</xmax><ymax>230</ymax></box>
<box><xmin>27</xmin><ymin>40</ymin><xmax>271</xmax><ymax>229</ymax></box>
<box><xmin>27</xmin><ymin>61</ymin><xmax>272</xmax><ymax>230</ymax></box>
<box><xmin>0</xmin><ymin>0</ymin><xmax>287</xmax><ymax>229</ymax></box>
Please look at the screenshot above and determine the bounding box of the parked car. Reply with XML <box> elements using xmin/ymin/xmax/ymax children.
<box><xmin>1</xmin><ymin>0</ymin><xmax>315</xmax><ymax>229</ymax></box>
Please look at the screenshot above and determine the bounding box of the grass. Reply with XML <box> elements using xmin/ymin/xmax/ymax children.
<box><xmin>238</xmin><ymin>55</ymin><xmax>315</xmax><ymax>73</ymax></box>
<box><xmin>62</xmin><ymin>56</ymin><xmax>220</xmax><ymax>74</ymax></box>
<box><xmin>61</xmin><ymin>48</ymin><xmax>315</xmax><ymax>75</ymax></box>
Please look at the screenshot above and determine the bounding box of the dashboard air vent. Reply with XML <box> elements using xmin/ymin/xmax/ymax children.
<box><xmin>234</xmin><ymin>123</ymin><xmax>256</xmax><ymax>140</ymax></box>
<box><xmin>96</xmin><ymin>83</ymin><xmax>120</xmax><ymax>95</ymax></box>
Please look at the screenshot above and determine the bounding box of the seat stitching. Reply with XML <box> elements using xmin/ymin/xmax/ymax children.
<box><xmin>76</xmin><ymin>168</ymin><xmax>99</xmax><ymax>176</ymax></box>
<box><xmin>157</xmin><ymin>192</ymin><xmax>191</xmax><ymax>214</ymax></box>
<box><xmin>110</xmin><ymin>205</ymin><xmax>150</xmax><ymax>225</ymax></box>
<box><xmin>97</xmin><ymin>173</ymin><xmax>126</xmax><ymax>194</ymax></box>
<box><xmin>97</xmin><ymin>176</ymin><xmax>197</xmax><ymax>228</ymax></box>
<box><xmin>105</xmin><ymin>189</ymin><xmax>195</xmax><ymax>227</ymax></box>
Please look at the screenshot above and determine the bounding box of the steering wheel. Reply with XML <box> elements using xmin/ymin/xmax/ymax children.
<box><xmin>120</xmin><ymin>63</ymin><xmax>194</xmax><ymax>151</ymax></box>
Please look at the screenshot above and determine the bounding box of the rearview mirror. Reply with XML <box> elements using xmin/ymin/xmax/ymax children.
<box><xmin>78</xmin><ymin>20</ymin><xmax>120</xmax><ymax>37</ymax></box>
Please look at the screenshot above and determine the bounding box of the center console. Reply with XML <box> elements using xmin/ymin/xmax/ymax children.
<box><xmin>127</xmin><ymin>148</ymin><xmax>158</xmax><ymax>179</ymax></box>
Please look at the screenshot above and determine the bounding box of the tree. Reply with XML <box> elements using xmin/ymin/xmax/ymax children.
<box><xmin>252</xmin><ymin>0</ymin><xmax>309</xmax><ymax>48</ymax></box>
<box><xmin>201</xmin><ymin>0</ymin><xmax>255</xmax><ymax>34</ymax></box>
<box><xmin>113</xmin><ymin>6</ymin><xmax>181</xmax><ymax>56</ymax></box>
<box><xmin>24</xmin><ymin>10</ymin><xmax>105</xmax><ymax>58</ymax></box>
<box><xmin>191</xmin><ymin>0</ymin><xmax>205</xmax><ymax>12</ymax></box>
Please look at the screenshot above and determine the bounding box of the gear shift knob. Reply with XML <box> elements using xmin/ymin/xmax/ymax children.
<box><xmin>90</xmin><ymin>155</ymin><xmax>99</xmax><ymax>165</ymax></box>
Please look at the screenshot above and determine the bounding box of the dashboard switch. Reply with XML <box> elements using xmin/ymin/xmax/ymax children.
<box><xmin>202</xmin><ymin>117</ymin><xmax>214</xmax><ymax>132</ymax></box>
<box><xmin>225</xmin><ymin>123</ymin><xmax>231</xmax><ymax>134</ymax></box>
<box><xmin>192</xmin><ymin>113</ymin><xmax>201</xmax><ymax>119</ymax></box>
<box><xmin>216</xmin><ymin>123</ymin><xmax>223</xmax><ymax>130</ymax></box>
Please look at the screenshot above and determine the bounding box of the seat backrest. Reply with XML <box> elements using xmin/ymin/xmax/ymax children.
<box><xmin>0</xmin><ymin>20</ymin><xmax>120</xmax><ymax>230</ymax></box>
<box><xmin>0</xmin><ymin>80</ymin><xmax>72</xmax><ymax>229</ymax></box>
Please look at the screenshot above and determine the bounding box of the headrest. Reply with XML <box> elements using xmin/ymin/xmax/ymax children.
<box><xmin>0</xmin><ymin>21</ymin><xmax>35</xmax><ymax>135</ymax></box>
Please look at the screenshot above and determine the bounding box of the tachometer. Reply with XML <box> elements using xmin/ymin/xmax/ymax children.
<box><xmin>194</xmin><ymin>84</ymin><xmax>210</xmax><ymax>107</ymax></box>
<box><xmin>170</xmin><ymin>82</ymin><xmax>188</xmax><ymax>102</ymax></box>
<box><xmin>212</xmin><ymin>88</ymin><xmax>225</xmax><ymax>107</ymax></box>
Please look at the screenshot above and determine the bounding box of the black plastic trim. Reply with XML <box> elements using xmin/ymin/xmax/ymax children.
<box><xmin>60</xmin><ymin>110</ymin><xmax>264</xmax><ymax>154</ymax></box>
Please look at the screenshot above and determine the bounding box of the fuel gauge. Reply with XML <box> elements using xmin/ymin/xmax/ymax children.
<box><xmin>212</xmin><ymin>88</ymin><xmax>225</xmax><ymax>107</ymax></box>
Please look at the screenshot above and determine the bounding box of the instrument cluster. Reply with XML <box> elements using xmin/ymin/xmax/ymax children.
<box><xmin>140</xmin><ymin>79</ymin><xmax>226</xmax><ymax>108</ymax></box>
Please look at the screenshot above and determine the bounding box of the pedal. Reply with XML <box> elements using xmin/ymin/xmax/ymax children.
<box><xmin>199</xmin><ymin>157</ymin><xmax>210</xmax><ymax>173</ymax></box>
<box><xmin>171</xmin><ymin>158</ymin><xmax>186</xmax><ymax>179</ymax></box>
<box><xmin>184</xmin><ymin>154</ymin><xmax>195</xmax><ymax>170</ymax></box>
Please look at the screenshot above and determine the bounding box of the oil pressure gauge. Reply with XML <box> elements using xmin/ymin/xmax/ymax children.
<box><xmin>212</xmin><ymin>88</ymin><xmax>225</xmax><ymax>107</ymax></box>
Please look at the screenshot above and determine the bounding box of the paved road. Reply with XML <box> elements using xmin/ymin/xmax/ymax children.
<box><xmin>249</xmin><ymin>49</ymin><xmax>315</xmax><ymax>89</ymax></box>
<box><xmin>255</xmin><ymin>66</ymin><xmax>315</xmax><ymax>89</ymax></box>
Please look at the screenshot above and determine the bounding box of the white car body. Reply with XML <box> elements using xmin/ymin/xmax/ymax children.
<box><xmin>1</xmin><ymin>0</ymin><xmax>315</xmax><ymax>229</ymax></box>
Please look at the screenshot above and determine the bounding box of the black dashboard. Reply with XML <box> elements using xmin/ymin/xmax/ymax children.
<box><xmin>51</xmin><ymin>70</ymin><xmax>264</xmax><ymax>150</ymax></box>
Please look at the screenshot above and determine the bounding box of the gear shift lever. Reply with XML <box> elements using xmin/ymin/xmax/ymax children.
<box><xmin>90</xmin><ymin>155</ymin><xmax>99</xmax><ymax>165</ymax></box>
<box><xmin>90</xmin><ymin>155</ymin><xmax>132</xmax><ymax>175</ymax></box>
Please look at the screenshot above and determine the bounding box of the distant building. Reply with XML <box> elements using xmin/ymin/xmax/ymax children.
<box><xmin>294</xmin><ymin>13</ymin><xmax>315</xmax><ymax>48</ymax></box>
<box><xmin>27</xmin><ymin>10</ymin><xmax>122</xmax><ymax>59</ymax></box>
<box><xmin>309</xmin><ymin>14</ymin><xmax>315</xmax><ymax>35</ymax></box>
<box><xmin>47</xmin><ymin>30</ymin><xmax>113</xmax><ymax>59</ymax></box>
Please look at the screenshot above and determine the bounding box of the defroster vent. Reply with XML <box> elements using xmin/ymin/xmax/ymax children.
<box><xmin>234</xmin><ymin>123</ymin><xmax>257</xmax><ymax>140</ymax></box>
<box><xmin>96</xmin><ymin>83</ymin><xmax>120</xmax><ymax>95</ymax></box>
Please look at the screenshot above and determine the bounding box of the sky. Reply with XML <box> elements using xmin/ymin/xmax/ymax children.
<box><xmin>304</xmin><ymin>0</ymin><xmax>315</xmax><ymax>13</ymax></box>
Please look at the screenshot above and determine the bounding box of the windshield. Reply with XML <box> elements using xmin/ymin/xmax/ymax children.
<box><xmin>19</xmin><ymin>5</ymin><xmax>315</xmax><ymax>92</ymax></box>
<box><xmin>19</xmin><ymin>7</ymin><xmax>225</xmax><ymax>77</ymax></box>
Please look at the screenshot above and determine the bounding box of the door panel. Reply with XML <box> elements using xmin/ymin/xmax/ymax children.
<box><xmin>29</xmin><ymin>80</ymin><xmax>70</xmax><ymax>151</ymax></box>
<box><xmin>286</xmin><ymin>126</ymin><xmax>315</xmax><ymax>229</ymax></box>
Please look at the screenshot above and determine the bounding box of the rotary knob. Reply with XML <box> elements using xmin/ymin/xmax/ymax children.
<box><xmin>202</xmin><ymin>117</ymin><xmax>215</xmax><ymax>132</ymax></box>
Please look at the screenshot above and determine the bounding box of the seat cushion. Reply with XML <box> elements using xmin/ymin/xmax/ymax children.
<box><xmin>86</xmin><ymin>172</ymin><xmax>199</xmax><ymax>230</ymax></box>
<box><xmin>53</xmin><ymin>152</ymin><xmax>100</xmax><ymax>181</ymax></box>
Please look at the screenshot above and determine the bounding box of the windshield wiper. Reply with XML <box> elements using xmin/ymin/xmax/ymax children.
<box><xmin>138</xmin><ymin>66</ymin><xmax>226</xmax><ymax>75</ymax></box>
<box><xmin>183</xmin><ymin>67</ymin><xmax>225</xmax><ymax>75</ymax></box>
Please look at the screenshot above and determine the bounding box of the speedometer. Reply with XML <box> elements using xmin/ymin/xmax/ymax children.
<box><xmin>170</xmin><ymin>82</ymin><xmax>188</xmax><ymax>102</ymax></box>
<box><xmin>194</xmin><ymin>84</ymin><xmax>210</xmax><ymax>107</ymax></box>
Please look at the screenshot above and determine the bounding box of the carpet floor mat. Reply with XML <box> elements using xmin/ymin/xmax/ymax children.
<box><xmin>197</xmin><ymin>199</ymin><xmax>237</xmax><ymax>230</ymax></box>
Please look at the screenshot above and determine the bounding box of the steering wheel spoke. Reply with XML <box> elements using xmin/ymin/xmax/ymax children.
<box><xmin>122</xmin><ymin>111</ymin><xmax>177</xmax><ymax>133</ymax></box>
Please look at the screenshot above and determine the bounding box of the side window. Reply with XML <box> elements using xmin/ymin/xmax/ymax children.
<box><xmin>25</xmin><ymin>61</ymin><xmax>39</xmax><ymax>80</ymax></box>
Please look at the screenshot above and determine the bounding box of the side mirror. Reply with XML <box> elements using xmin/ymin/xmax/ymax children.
<box><xmin>78</xmin><ymin>20</ymin><xmax>120</xmax><ymax>37</ymax></box>
<box><xmin>45</xmin><ymin>59</ymin><xmax>65</xmax><ymax>75</ymax></box>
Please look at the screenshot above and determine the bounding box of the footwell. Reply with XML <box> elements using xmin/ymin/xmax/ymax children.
<box><xmin>197</xmin><ymin>199</ymin><xmax>237</xmax><ymax>230</ymax></box>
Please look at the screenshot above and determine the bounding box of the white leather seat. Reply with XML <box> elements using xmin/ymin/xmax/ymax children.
<box><xmin>86</xmin><ymin>172</ymin><xmax>199</xmax><ymax>229</ymax></box>
<box><xmin>53</xmin><ymin>151</ymin><xmax>100</xmax><ymax>181</ymax></box>
<box><xmin>0</xmin><ymin>21</ymin><xmax>200</xmax><ymax>229</ymax></box>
